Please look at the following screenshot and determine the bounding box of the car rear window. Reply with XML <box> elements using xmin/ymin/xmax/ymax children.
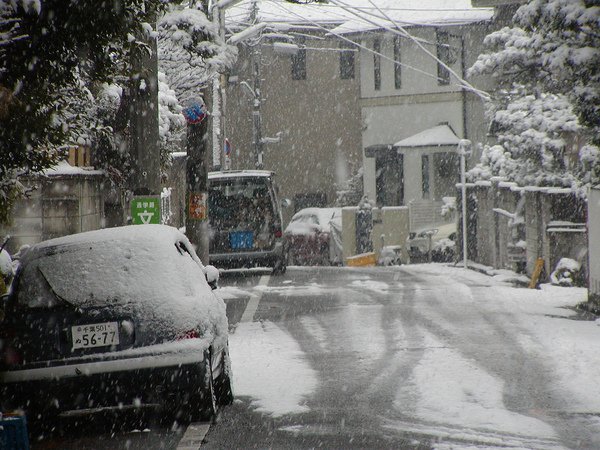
<box><xmin>14</xmin><ymin>240</ymin><xmax>205</xmax><ymax>311</ymax></box>
<box><xmin>209</xmin><ymin>177</ymin><xmax>275</xmax><ymax>229</ymax></box>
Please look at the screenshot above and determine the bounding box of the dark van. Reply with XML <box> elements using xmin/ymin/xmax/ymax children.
<box><xmin>208</xmin><ymin>170</ymin><xmax>287</xmax><ymax>274</ymax></box>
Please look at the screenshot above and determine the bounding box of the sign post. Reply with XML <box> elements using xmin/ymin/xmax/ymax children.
<box><xmin>130</xmin><ymin>196</ymin><xmax>161</xmax><ymax>225</ymax></box>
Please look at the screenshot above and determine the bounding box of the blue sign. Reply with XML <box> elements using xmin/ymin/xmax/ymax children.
<box><xmin>183</xmin><ymin>103</ymin><xmax>208</xmax><ymax>124</ymax></box>
<box><xmin>224</xmin><ymin>138</ymin><xmax>231</xmax><ymax>156</ymax></box>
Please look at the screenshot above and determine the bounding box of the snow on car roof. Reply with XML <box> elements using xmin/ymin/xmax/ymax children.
<box><xmin>286</xmin><ymin>207</ymin><xmax>341</xmax><ymax>235</ymax></box>
<box><xmin>30</xmin><ymin>224</ymin><xmax>193</xmax><ymax>255</ymax></box>
<box><xmin>293</xmin><ymin>208</ymin><xmax>341</xmax><ymax>222</ymax></box>
<box><xmin>17</xmin><ymin>225</ymin><xmax>227</xmax><ymax>342</ymax></box>
<box><xmin>208</xmin><ymin>170</ymin><xmax>274</xmax><ymax>180</ymax></box>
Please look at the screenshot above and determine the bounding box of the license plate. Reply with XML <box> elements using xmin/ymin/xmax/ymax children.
<box><xmin>72</xmin><ymin>322</ymin><xmax>120</xmax><ymax>350</ymax></box>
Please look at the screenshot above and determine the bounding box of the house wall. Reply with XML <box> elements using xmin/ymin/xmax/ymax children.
<box><xmin>225</xmin><ymin>33</ymin><xmax>363</xmax><ymax>225</ymax></box>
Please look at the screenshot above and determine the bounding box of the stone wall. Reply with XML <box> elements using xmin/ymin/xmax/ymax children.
<box><xmin>1</xmin><ymin>171</ymin><xmax>104</xmax><ymax>254</ymax></box>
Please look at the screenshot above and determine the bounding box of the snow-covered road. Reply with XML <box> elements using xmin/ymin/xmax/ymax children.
<box><xmin>219</xmin><ymin>264</ymin><xmax>600</xmax><ymax>449</ymax></box>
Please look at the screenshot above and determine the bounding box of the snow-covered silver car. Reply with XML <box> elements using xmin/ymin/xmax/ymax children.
<box><xmin>406</xmin><ymin>222</ymin><xmax>457</xmax><ymax>263</ymax></box>
<box><xmin>0</xmin><ymin>225</ymin><xmax>233</xmax><ymax>428</ymax></box>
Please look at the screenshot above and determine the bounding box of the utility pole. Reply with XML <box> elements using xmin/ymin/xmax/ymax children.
<box><xmin>209</xmin><ymin>0</ymin><xmax>246</xmax><ymax>170</ymax></box>
<box><xmin>458</xmin><ymin>139</ymin><xmax>471</xmax><ymax>269</ymax></box>
<box><xmin>185</xmin><ymin>100</ymin><xmax>210</xmax><ymax>264</ymax></box>
<box><xmin>185</xmin><ymin>0</ymin><xmax>211</xmax><ymax>264</ymax></box>
<box><xmin>249</xmin><ymin>0</ymin><xmax>264</xmax><ymax>169</ymax></box>
<box><xmin>128</xmin><ymin>4</ymin><xmax>161</xmax><ymax>225</ymax></box>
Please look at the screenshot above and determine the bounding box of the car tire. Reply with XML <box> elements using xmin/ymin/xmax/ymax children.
<box><xmin>215</xmin><ymin>348</ymin><xmax>234</xmax><ymax>406</ymax></box>
<box><xmin>272</xmin><ymin>257</ymin><xmax>286</xmax><ymax>275</ymax></box>
<box><xmin>173</xmin><ymin>353</ymin><xmax>217</xmax><ymax>424</ymax></box>
<box><xmin>199</xmin><ymin>364</ymin><xmax>218</xmax><ymax>422</ymax></box>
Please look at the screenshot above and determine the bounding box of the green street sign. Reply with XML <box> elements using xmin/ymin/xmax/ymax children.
<box><xmin>131</xmin><ymin>196</ymin><xmax>161</xmax><ymax>225</ymax></box>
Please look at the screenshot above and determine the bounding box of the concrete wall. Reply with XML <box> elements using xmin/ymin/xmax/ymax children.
<box><xmin>341</xmin><ymin>206</ymin><xmax>409</xmax><ymax>263</ymax></box>
<box><xmin>589</xmin><ymin>187</ymin><xmax>600</xmax><ymax>303</ymax></box>
<box><xmin>0</xmin><ymin>173</ymin><xmax>104</xmax><ymax>254</ymax></box>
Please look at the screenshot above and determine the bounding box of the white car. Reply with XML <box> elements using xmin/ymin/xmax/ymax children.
<box><xmin>406</xmin><ymin>222</ymin><xmax>457</xmax><ymax>263</ymax></box>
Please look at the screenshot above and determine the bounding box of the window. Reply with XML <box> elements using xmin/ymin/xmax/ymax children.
<box><xmin>339</xmin><ymin>42</ymin><xmax>355</xmax><ymax>80</ymax></box>
<box><xmin>422</xmin><ymin>155</ymin><xmax>430</xmax><ymax>198</ymax></box>
<box><xmin>436</xmin><ymin>30</ymin><xmax>451</xmax><ymax>85</ymax></box>
<box><xmin>373</xmin><ymin>38</ymin><xmax>381</xmax><ymax>91</ymax></box>
<box><xmin>393</xmin><ymin>35</ymin><xmax>401</xmax><ymax>89</ymax></box>
<box><xmin>291</xmin><ymin>38</ymin><xmax>306</xmax><ymax>80</ymax></box>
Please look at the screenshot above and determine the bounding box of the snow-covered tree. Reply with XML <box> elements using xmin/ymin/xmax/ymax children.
<box><xmin>158</xmin><ymin>5</ymin><xmax>237</xmax><ymax>105</ymax></box>
<box><xmin>468</xmin><ymin>0</ymin><xmax>600</xmax><ymax>189</ymax></box>
<box><xmin>0</xmin><ymin>0</ymin><xmax>168</xmax><ymax>223</ymax></box>
<box><xmin>0</xmin><ymin>0</ymin><xmax>236</xmax><ymax>224</ymax></box>
<box><xmin>335</xmin><ymin>167</ymin><xmax>363</xmax><ymax>207</ymax></box>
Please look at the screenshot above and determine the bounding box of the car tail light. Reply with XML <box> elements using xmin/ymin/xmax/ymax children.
<box><xmin>1</xmin><ymin>327</ymin><xmax>23</xmax><ymax>367</ymax></box>
<box><xmin>176</xmin><ymin>330</ymin><xmax>200</xmax><ymax>340</ymax></box>
<box><xmin>3</xmin><ymin>346</ymin><xmax>23</xmax><ymax>366</ymax></box>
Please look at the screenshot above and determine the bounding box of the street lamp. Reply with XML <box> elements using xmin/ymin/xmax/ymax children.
<box><xmin>458</xmin><ymin>139</ymin><xmax>472</xmax><ymax>269</ymax></box>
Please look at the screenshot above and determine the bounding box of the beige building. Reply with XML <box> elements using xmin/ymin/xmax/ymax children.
<box><xmin>224</xmin><ymin>19</ymin><xmax>363</xmax><ymax>224</ymax></box>
<box><xmin>224</xmin><ymin>2</ymin><xmax>494</xmax><ymax>231</ymax></box>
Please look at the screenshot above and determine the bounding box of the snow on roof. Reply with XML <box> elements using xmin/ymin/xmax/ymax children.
<box><xmin>394</xmin><ymin>124</ymin><xmax>460</xmax><ymax>148</ymax></box>
<box><xmin>225</xmin><ymin>0</ymin><xmax>493</xmax><ymax>32</ymax></box>
<box><xmin>208</xmin><ymin>170</ymin><xmax>274</xmax><ymax>179</ymax></box>
<box><xmin>42</xmin><ymin>160</ymin><xmax>104</xmax><ymax>177</ymax></box>
<box><xmin>331</xmin><ymin>1</ymin><xmax>494</xmax><ymax>34</ymax></box>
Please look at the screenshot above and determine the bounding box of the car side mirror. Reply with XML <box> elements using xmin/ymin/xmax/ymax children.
<box><xmin>205</xmin><ymin>265</ymin><xmax>220</xmax><ymax>290</ymax></box>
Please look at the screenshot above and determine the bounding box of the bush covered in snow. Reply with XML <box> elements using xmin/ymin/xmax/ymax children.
<box><xmin>550</xmin><ymin>258</ymin><xmax>584</xmax><ymax>287</ymax></box>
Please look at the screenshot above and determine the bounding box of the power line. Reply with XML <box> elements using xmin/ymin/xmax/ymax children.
<box><xmin>328</xmin><ymin>0</ymin><xmax>490</xmax><ymax>99</ymax></box>
<box><xmin>264</xmin><ymin>0</ymin><xmax>459</xmax><ymax>86</ymax></box>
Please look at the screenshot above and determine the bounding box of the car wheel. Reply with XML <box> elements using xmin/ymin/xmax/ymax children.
<box><xmin>272</xmin><ymin>257</ymin><xmax>286</xmax><ymax>275</ymax></box>
<box><xmin>173</xmin><ymin>353</ymin><xmax>217</xmax><ymax>424</ymax></box>
<box><xmin>199</xmin><ymin>364</ymin><xmax>218</xmax><ymax>422</ymax></box>
<box><xmin>215</xmin><ymin>348</ymin><xmax>234</xmax><ymax>406</ymax></box>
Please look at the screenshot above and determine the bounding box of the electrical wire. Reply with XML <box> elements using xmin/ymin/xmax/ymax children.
<box><xmin>264</xmin><ymin>0</ymin><xmax>454</xmax><ymax>85</ymax></box>
<box><xmin>327</xmin><ymin>0</ymin><xmax>490</xmax><ymax>99</ymax></box>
